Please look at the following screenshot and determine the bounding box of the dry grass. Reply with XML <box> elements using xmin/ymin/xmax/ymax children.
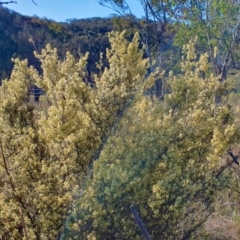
<box><xmin>29</xmin><ymin>94</ymin><xmax>50</xmax><ymax>112</ymax></box>
<box><xmin>204</xmin><ymin>195</ymin><xmax>240</xmax><ymax>240</ymax></box>
<box><xmin>203</xmin><ymin>147</ymin><xmax>240</xmax><ymax>239</ymax></box>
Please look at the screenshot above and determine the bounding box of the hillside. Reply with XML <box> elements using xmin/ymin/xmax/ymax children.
<box><xmin>0</xmin><ymin>6</ymin><xmax>114</xmax><ymax>80</ymax></box>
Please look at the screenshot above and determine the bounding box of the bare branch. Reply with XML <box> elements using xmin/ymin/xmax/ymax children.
<box><xmin>227</xmin><ymin>149</ymin><xmax>239</xmax><ymax>165</ymax></box>
<box><xmin>0</xmin><ymin>1</ymin><xmax>17</xmax><ymax>4</ymax></box>
<box><xmin>31</xmin><ymin>0</ymin><xmax>37</xmax><ymax>5</ymax></box>
<box><xmin>215</xmin><ymin>149</ymin><xmax>240</xmax><ymax>178</ymax></box>
<box><xmin>0</xmin><ymin>0</ymin><xmax>37</xmax><ymax>5</ymax></box>
<box><xmin>130</xmin><ymin>205</ymin><xmax>152</xmax><ymax>240</ymax></box>
<box><xmin>19</xmin><ymin>207</ymin><xmax>30</xmax><ymax>240</ymax></box>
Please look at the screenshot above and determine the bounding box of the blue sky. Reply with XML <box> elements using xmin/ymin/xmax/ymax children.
<box><xmin>6</xmin><ymin>0</ymin><xmax>144</xmax><ymax>22</ymax></box>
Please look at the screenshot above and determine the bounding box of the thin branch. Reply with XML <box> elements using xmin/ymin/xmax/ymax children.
<box><xmin>181</xmin><ymin>212</ymin><xmax>212</xmax><ymax>240</ymax></box>
<box><xmin>97</xmin><ymin>0</ymin><xmax>146</xmax><ymax>43</ymax></box>
<box><xmin>0</xmin><ymin>1</ymin><xmax>17</xmax><ymax>4</ymax></box>
<box><xmin>215</xmin><ymin>159</ymin><xmax>234</xmax><ymax>178</ymax></box>
<box><xmin>130</xmin><ymin>205</ymin><xmax>152</xmax><ymax>240</ymax></box>
<box><xmin>215</xmin><ymin>149</ymin><xmax>240</xmax><ymax>178</ymax></box>
<box><xmin>19</xmin><ymin>206</ymin><xmax>30</xmax><ymax>240</ymax></box>
<box><xmin>227</xmin><ymin>149</ymin><xmax>239</xmax><ymax>165</ymax></box>
<box><xmin>0</xmin><ymin>0</ymin><xmax>37</xmax><ymax>5</ymax></box>
<box><xmin>0</xmin><ymin>140</ymin><xmax>37</xmax><ymax>233</ymax></box>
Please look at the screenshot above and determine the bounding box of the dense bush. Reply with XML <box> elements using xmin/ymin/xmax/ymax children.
<box><xmin>63</xmin><ymin>40</ymin><xmax>240</xmax><ymax>239</ymax></box>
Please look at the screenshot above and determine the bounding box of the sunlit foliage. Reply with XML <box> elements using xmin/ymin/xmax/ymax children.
<box><xmin>63</xmin><ymin>39</ymin><xmax>240</xmax><ymax>239</ymax></box>
<box><xmin>0</xmin><ymin>30</ymin><xmax>240</xmax><ymax>239</ymax></box>
<box><xmin>0</xmin><ymin>31</ymin><xmax>148</xmax><ymax>239</ymax></box>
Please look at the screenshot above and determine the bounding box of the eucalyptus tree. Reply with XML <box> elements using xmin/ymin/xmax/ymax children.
<box><xmin>98</xmin><ymin>0</ymin><xmax>186</xmax><ymax>99</ymax></box>
<box><xmin>174</xmin><ymin>0</ymin><xmax>240</xmax><ymax>80</ymax></box>
<box><xmin>99</xmin><ymin>0</ymin><xmax>240</xmax><ymax>90</ymax></box>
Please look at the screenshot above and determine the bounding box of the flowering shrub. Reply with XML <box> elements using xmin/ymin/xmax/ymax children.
<box><xmin>63</xmin><ymin>40</ymin><xmax>240</xmax><ymax>239</ymax></box>
<box><xmin>0</xmin><ymin>31</ymin><xmax>148</xmax><ymax>239</ymax></box>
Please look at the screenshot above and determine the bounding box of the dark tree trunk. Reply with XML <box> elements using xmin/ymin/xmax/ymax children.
<box><xmin>155</xmin><ymin>78</ymin><xmax>164</xmax><ymax>100</ymax></box>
